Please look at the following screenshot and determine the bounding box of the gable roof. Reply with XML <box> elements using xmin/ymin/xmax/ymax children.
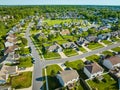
<box><xmin>60</xmin><ymin>29</ymin><xmax>70</xmax><ymax>35</ymax></box>
<box><xmin>106</xmin><ymin>56</ymin><xmax>120</xmax><ymax>65</ymax></box>
<box><xmin>4</xmin><ymin>45</ymin><xmax>18</xmax><ymax>54</ymax></box>
<box><xmin>62</xmin><ymin>42</ymin><xmax>77</xmax><ymax>48</ymax></box>
<box><xmin>57</xmin><ymin>70</ymin><xmax>79</xmax><ymax>84</ymax></box>
<box><xmin>85</xmin><ymin>62</ymin><xmax>103</xmax><ymax>74</ymax></box>
<box><xmin>47</xmin><ymin>44</ymin><xmax>62</xmax><ymax>51</ymax></box>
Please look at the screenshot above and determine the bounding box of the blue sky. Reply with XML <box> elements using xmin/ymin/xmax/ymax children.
<box><xmin>0</xmin><ymin>0</ymin><xmax>120</xmax><ymax>5</ymax></box>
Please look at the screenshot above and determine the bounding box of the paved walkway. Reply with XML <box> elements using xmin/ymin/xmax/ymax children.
<box><xmin>81</xmin><ymin>58</ymin><xmax>87</xmax><ymax>62</ymax></box>
<box><xmin>57</xmin><ymin>63</ymin><xmax>67</xmax><ymax>70</ymax></box>
<box><xmin>77</xmin><ymin>51</ymin><xmax>83</xmax><ymax>55</ymax></box>
<box><xmin>98</xmin><ymin>41</ymin><xmax>107</xmax><ymax>47</ymax></box>
<box><xmin>82</xmin><ymin>45</ymin><xmax>91</xmax><ymax>52</ymax></box>
<box><xmin>58</xmin><ymin>52</ymin><xmax>67</xmax><ymax>58</ymax></box>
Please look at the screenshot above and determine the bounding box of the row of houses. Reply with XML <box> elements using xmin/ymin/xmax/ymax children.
<box><xmin>55</xmin><ymin>55</ymin><xmax>120</xmax><ymax>88</ymax></box>
<box><xmin>45</xmin><ymin>30</ymin><xmax>120</xmax><ymax>53</ymax></box>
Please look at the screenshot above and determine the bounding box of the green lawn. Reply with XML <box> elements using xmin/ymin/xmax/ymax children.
<box><xmin>111</xmin><ymin>37</ymin><xmax>120</xmax><ymax>42</ymax></box>
<box><xmin>63</xmin><ymin>48</ymin><xmax>78</xmax><ymax>57</ymax></box>
<box><xmin>45</xmin><ymin>64</ymin><xmax>62</xmax><ymax>90</ymax></box>
<box><xmin>102</xmin><ymin>40</ymin><xmax>112</xmax><ymax>45</ymax></box>
<box><xmin>18</xmin><ymin>57</ymin><xmax>32</xmax><ymax>68</ymax></box>
<box><xmin>79</xmin><ymin>46</ymin><xmax>87</xmax><ymax>53</ymax></box>
<box><xmin>112</xmin><ymin>47</ymin><xmax>120</xmax><ymax>52</ymax></box>
<box><xmin>63</xmin><ymin>35</ymin><xmax>77</xmax><ymax>41</ymax></box>
<box><xmin>87</xmin><ymin>74</ymin><xmax>118</xmax><ymax>90</ymax></box>
<box><xmin>87</xmin><ymin>42</ymin><xmax>103</xmax><ymax>50</ymax></box>
<box><xmin>86</xmin><ymin>55</ymin><xmax>100</xmax><ymax>62</ymax></box>
<box><xmin>65</xmin><ymin>60</ymin><xmax>84</xmax><ymax>70</ymax></box>
<box><xmin>11</xmin><ymin>72</ymin><xmax>32</xmax><ymax>89</ymax></box>
<box><xmin>43</xmin><ymin>52</ymin><xmax>61</xmax><ymax>60</ymax></box>
<box><xmin>102</xmin><ymin>51</ymin><xmax>114</xmax><ymax>56</ymax></box>
<box><xmin>44</xmin><ymin>19</ymin><xmax>80</xmax><ymax>25</ymax></box>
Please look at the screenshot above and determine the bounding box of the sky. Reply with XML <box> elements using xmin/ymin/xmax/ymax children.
<box><xmin>0</xmin><ymin>0</ymin><xmax>120</xmax><ymax>5</ymax></box>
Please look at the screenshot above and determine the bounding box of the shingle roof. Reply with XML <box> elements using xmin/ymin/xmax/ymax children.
<box><xmin>57</xmin><ymin>70</ymin><xmax>79</xmax><ymax>84</ymax></box>
<box><xmin>85</xmin><ymin>62</ymin><xmax>103</xmax><ymax>74</ymax></box>
<box><xmin>106</xmin><ymin>56</ymin><xmax>120</xmax><ymax>65</ymax></box>
<box><xmin>4</xmin><ymin>45</ymin><xmax>18</xmax><ymax>54</ymax></box>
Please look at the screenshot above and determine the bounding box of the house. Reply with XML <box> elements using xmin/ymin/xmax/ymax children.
<box><xmin>4</xmin><ymin>45</ymin><xmax>18</xmax><ymax>55</ymax></box>
<box><xmin>56</xmin><ymin>70</ymin><xmax>79</xmax><ymax>86</ymax></box>
<box><xmin>0</xmin><ymin>64</ymin><xmax>18</xmax><ymax>84</ymax></box>
<box><xmin>85</xmin><ymin>35</ymin><xmax>98</xmax><ymax>42</ymax></box>
<box><xmin>79</xmin><ymin>27</ymin><xmax>88</xmax><ymax>32</ymax></box>
<box><xmin>98</xmin><ymin>34</ymin><xmax>108</xmax><ymax>41</ymax></box>
<box><xmin>3</xmin><ymin>53</ymin><xmax>20</xmax><ymax>64</ymax></box>
<box><xmin>103</xmin><ymin>56</ymin><xmax>120</xmax><ymax>69</ymax></box>
<box><xmin>84</xmin><ymin>62</ymin><xmax>104</xmax><ymax>78</ymax></box>
<box><xmin>5</xmin><ymin>38</ymin><xmax>17</xmax><ymax>47</ymax></box>
<box><xmin>60</xmin><ymin>29</ymin><xmax>70</xmax><ymax>35</ymax></box>
<box><xmin>111</xmin><ymin>31</ymin><xmax>119</xmax><ymax>37</ymax></box>
<box><xmin>62</xmin><ymin>42</ymin><xmax>77</xmax><ymax>49</ymax></box>
<box><xmin>6</xmin><ymin>34</ymin><xmax>16</xmax><ymax>40</ymax></box>
<box><xmin>46</xmin><ymin>44</ymin><xmax>62</xmax><ymax>52</ymax></box>
<box><xmin>76</xmin><ymin>37</ymin><xmax>89</xmax><ymax>46</ymax></box>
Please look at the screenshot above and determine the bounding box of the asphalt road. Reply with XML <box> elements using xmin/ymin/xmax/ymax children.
<box><xmin>26</xmin><ymin>22</ymin><xmax>120</xmax><ymax>90</ymax></box>
<box><xmin>25</xmin><ymin>22</ymin><xmax>44</xmax><ymax>90</ymax></box>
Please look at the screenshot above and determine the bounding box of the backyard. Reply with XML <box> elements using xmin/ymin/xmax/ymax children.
<box><xmin>87</xmin><ymin>74</ymin><xmax>118</xmax><ymax>90</ymax></box>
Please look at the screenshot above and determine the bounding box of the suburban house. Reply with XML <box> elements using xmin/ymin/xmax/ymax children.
<box><xmin>4</xmin><ymin>45</ymin><xmax>18</xmax><ymax>55</ymax></box>
<box><xmin>3</xmin><ymin>53</ymin><xmax>20</xmax><ymax>64</ymax></box>
<box><xmin>60</xmin><ymin>29</ymin><xmax>70</xmax><ymax>35</ymax></box>
<box><xmin>98</xmin><ymin>34</ymin><xmax>110</xmax><ymax>41</ymax></box>
<box><xmin>0</xmin><ymin>64</ymin><xmax>18</xmax><ymax>84</ymax></box>
<box><xmin>111</xmin><ymin>31</ymin><xmax>119</xmax><ymax>37</ymax></box>
<box><xmin>76</xmin><ymin>37</ymin><xmax>89</xmax><ymax>46</ymax></box>
<box><xmin>6</xmin><ymin>34</ymin><xmax>16</xmax><ymax>40</ymax></box>
<box><xmin>62</xmin><ymin>42</ymin><xmax>78</xmax><ymax>49</ymax></box>
<box><xmin>46</xmin><ymin>44</ymin><xmax>63</xmax><ymax>52</ymax></box>
<box><xmin>84</xmin><ymin>62</ymin><xmax>104</xmax><ymax>78</ymax></box>
<box><xmin>5</xmin><ymin>38</ymin><xmax>17</xmax><ymax>47</ymax></box>
<box><xmin>56</xmin><ymin>70</ymin><xmax>79</xmax><ymax>86</ymax></box>
<box><xmin>103</xmin><ymin>56</ymin><xmax>120</xmax><ymax>69</ymax></box>
<box><xmin>85</xmin><ymin>35</ymin><xmax>98</xmax><ymax>42</ymax></box>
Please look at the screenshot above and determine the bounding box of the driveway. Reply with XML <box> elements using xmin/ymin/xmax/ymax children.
<box><xmin>58</xmin><ymin>52</ymin><xmax>67</xmax><ymax>58</ymax></box>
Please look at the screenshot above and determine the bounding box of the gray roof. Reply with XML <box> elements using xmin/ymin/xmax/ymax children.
<box><xmin>62</xmin><ymin>42</ymin><xmax>77</xmax><ymax>48</ymax></box>
<box><xmin>85</xmin><ymin>62</ymin><xmax>103</xmax><ymax>74</ymax></box>
<box><xmin>57</xmin><ymin>70</ymin><xmax>79</xmax><ymax>84</ymax></box>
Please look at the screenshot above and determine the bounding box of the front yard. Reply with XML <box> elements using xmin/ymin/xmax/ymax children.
<box><xmin>11</xmin><ymin>71</ymin><xmax>32</xmax><ymax>89</ymax></box>
<box><xmin>102</xmin><ymin>51</ymin><xmax>114</xmax><ymax>56</ymax></box>
<box><xmin>102</xmin><ymin>40</ymin><xmax>112</xmax><ymax>45</ymax></box>
<box><xmin>87</xmin><ymin>74</ymin><xmax>118</xmax><ymax>90</ymax></box>
<box><xmin>43</xmin><ymin>52</ymin><xmax>61</xmax><ymax>60</ymax></box>
<box><xmin>86</xmin><ymin>55</ymin><xmax>100</xmax><ymax>62</ymax></box>
<box><xmin>87</xmin><ymin>42</ymin><xmax>103</xmax><ymax>50</ymax></box>
<box><xmin>112</xmin><ymin>47</ymin><xmax>120</xmax><ymax>52</ymax></box>
<box><xmin>79</xmin><ymin>46</ymin><xmax>87</xmax><ymax>53</ymax></box>
<box><xmin>45</xmin><ymin>64</ymin><xmax>62</xmax><ymax>90</ymax></box>
<box><xmin>63</xmin><ymin>48</ymin><xmax>78</xmax><ymax>57</ymax></box>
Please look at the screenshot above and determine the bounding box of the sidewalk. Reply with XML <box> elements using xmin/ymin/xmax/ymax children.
<box><xmin>98</xmin><ymin>41</ymin><xmax>107</xmax><ymax>47</ymax></box>
<box><xmin>16</xmin><ymin>86</ymin><xmax>32</xmax><ymax>90</ymax></box>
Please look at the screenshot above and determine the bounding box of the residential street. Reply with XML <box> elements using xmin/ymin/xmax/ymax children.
<box><xmin>26</xmin><ymin>22</ymin><xmax>120</xmax><ymax>90</ymax></box>
<box><xmin>25</xmin><ymin>22</ymin><xmax>44</xmax><ymax>90</ymax></box>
